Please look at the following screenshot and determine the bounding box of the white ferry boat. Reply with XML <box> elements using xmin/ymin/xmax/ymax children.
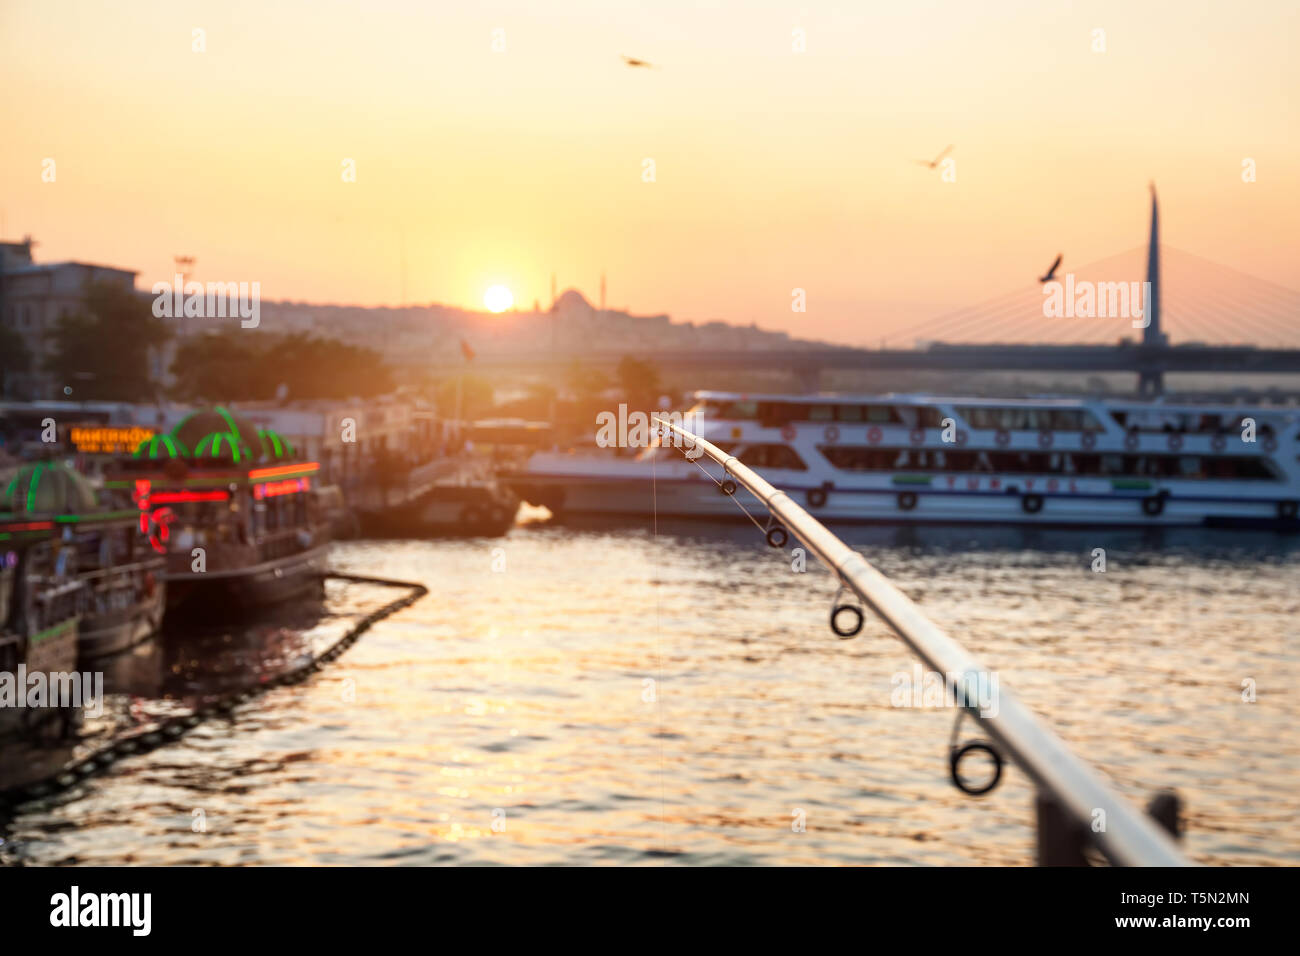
<box><xmin>505</xmin><ymin>392</ymin><xmax>1300</xmax><ymax>529</ymax></box>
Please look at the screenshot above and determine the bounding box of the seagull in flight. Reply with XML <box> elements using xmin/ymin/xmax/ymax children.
<box><xmin>913</xmin><ymin>145</ymin><xmax>953</xmax><ymax>169</ymax></box>
<box><xmin>622</xmin><ymin>55</ymin><xmax>658</xmax><ymax>69</ymax></box>
<box><xmin>1038</xmin><ymin>253</ymin><xmax>1063</xmax><ymax>284</ymax></box>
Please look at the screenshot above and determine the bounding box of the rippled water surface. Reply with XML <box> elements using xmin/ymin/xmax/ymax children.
<box><xmin>3</xmin><ymin>519</ymin><xmax>1298</xmax><ymax>865</ymax></box>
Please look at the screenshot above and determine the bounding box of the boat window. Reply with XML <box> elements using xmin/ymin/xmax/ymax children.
<box><xmin>817</xmin><ymin>446</ymin><xmax>1280</xmax><ymax>480</ymax></box>
<box><xmin>806</xmin><ymin>404</ymin><xmax>835</xmax><ymax>422</ymax></box>
<box><xmin>740</xmin><ymin>444</ymin><xmax>808</xmax><ymax>471</ymax></box>
<box><xmin>915</xmin><ymin>407</ymin><xmax>946</xmax><ymax>428</ymax></box>
<box><xmin>719</xmin><ymin>400</ymin><xmax>759</xmax><ymax>420</ymax></box>
<box><xmin>836</xmin><ymin>405</ymin><xmax>864</xmax><ymax>423</ymax></box>
<box><xmin>960</xmin><ymin>407</ymin><xmax>1104</xmax><ymax>431</ymax></box>
<box><xmin>1110</xmin><ymin>410</ymin><xmax>1250</xmax><ymax>434</ymax></box>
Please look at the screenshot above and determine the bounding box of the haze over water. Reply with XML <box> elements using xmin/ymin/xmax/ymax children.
<box><xmin>4</xmin><ymin>523</ymin><xmax>1296</xmax><ymax>866</ymax></box>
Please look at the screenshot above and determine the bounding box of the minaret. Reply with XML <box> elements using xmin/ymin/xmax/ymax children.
<box><xmin>1138</xmin><ymin>184</ymin><xmax>1165</xmax><ymax>396</ymax></box>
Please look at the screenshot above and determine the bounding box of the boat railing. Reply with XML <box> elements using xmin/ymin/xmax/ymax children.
<box><xmin>655</xmin><ymin>418</ymin><xmax>1190</xmax><ymax>867</ymax></box>
<box><xmin>78</xmin><ymin>558</ymin><xmax>164</xmax><ymax>588</ymax></box>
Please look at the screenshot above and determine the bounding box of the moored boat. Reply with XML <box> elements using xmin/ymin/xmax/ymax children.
<box><xmin>3</xmin><ymin>461</ymin><xmax>165</xmax><ymax>658</ymax></box>
<box><xmin>505</xmin><ymin>391</ymin><xmax>1300</xmax><ymax>529</ymax></box>
<box><xmin>0</xmin><ymin>517</ymin><xmax>86</xmax><ymax>739</ymax></box>
<box><xmin>104</xmin><ymin>407</ymin><xmax>330</xmax><ymax>617</ymax></box>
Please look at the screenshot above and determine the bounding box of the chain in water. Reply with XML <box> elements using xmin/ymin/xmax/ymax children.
<box><xmin>0</xmin><ymin>572</ymin><xmax>428</xmax><ymax>815</ymax></box>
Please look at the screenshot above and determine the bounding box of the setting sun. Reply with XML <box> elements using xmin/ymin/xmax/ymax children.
<box><xmin>484</xmin><ymin>285</ymin><xmax>514</xmax><ymax>313</ymax></box>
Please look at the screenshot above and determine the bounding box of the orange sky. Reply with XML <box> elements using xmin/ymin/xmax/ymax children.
<box><xmin>2</xmin><ymin>0</ymin><xmax>1297</xmax><ymax>346</ymax></box>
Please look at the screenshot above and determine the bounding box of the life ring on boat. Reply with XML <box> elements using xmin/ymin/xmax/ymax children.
<box><xmin>1167</xmin><ymin>433</ymin><xmax>1183</xmax><ymax>452</ymax></box>
<box><xmin>1037</xmin><ymin>430</ymin><xmax>1054</xmax><ymax>449</ymax></box>
<box><xmin>909</xmin><ymin>428</ymin><xmax>925</xmax><ymax>445</ymax></box>
<box><xmin>867</xmin><ymin>426</ymin><xmax>882</xmax><ymax>445</ymax></box>
<box><xmin>1142</xmin><ymin>495</ymin><xmax>1165</xmax><ymax>517</ymax></box>
<box><xmin>995</xmin><ymin>429</ymin><xmax>1011</xmax><ymax>448</ymax></box>
<box><xmin>823</xmin><ymin>425</ymin><xmax>840</xmax><ymax>443</ymax></box>
<box><xmin>1211</xmin><ymin>434</ymin><xmax>1227</xmax><ymax>452</ymax></box>
<box><xmin>897</xmin><ymin>491</ymin><xmax>918</xmax><ymax>511</ymax></box>
<box><xmin>1124</xmin><ymin>433</ymin><xmax>1139</xmax><ymax>451</ymax></box>
<box><xmin>780</xmin><ymin>424</ymin><xmax>797</xmax><ymax>442</ymax></box>
<box><xmin>145</xmin><ymin>507</ymin><xmax>173</xmax><ymax>555</ymax></box>
<box><xmin>1278</xmin><ymin>500</ymin><xmax>1298</xmax><ymax>521</ymax></box>
<box><xmin>1020</xmin><ymin>494</ymin><xmax>1044</xmax><ymax>514</ymax></box>
<box><xmin>806</xmin><ymin>487</ymin><xmax>827</xmax><ymax>509</ymax></box>
<box><xmin>1081</xmin><ymin>431</ymin><xmax>1097</xmax><ymax>450</ymax></box>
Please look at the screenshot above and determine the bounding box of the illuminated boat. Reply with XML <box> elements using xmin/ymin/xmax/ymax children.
<box><xmin>2</xmin><ymin>461</ymin><xmax>165</xmax><ymax>658</ymax></box>
<box><xmin>506</xmin><ymin>391</ymin><xmax>1300</xmax><ymax>529</ymax></box>
<box><xmin>105</xmin><ymin>407</ymin><xmax>330</xmax><ymax>616</ymax></box>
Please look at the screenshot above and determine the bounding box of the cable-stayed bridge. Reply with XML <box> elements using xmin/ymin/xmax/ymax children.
<box><xmin>436</xmin><ymin>191</ymin><xmax>1300</xmax><ymax>394</ymax></box>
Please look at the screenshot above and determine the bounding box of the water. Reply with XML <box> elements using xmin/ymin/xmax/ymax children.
<box><xmin>3</xmin><ymin>519</ymin><xmax>1298</xmax><ymax>865</ymax></box>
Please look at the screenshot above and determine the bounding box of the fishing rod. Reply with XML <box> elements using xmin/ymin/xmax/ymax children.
<box><xmin>654</xmin><ymin>417</ymin><xmax>1189</xmax><ymax>867</ymax></box>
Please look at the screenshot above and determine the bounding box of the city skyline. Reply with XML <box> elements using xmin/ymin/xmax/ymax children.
<box><xmin>2</xmin><ymin>0</ymin><xmax>1298</xmax><ymax>348</ymax></box>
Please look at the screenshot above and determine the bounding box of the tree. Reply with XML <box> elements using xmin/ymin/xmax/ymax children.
<box><xmin>169</xmin><ymin>330</ymin><xmax>262</xmax><ymax>402</ymax></box>
<box><xmin>0</xmin><ymin>324</ymin><xmax>30</xmax><ymax>396</ymax></box>
<box><xmin>168</xmin><ymin>332</ymin><xmax>395</xmax><ymax>402</ymax></box>
<box><xmin>45</xmin><ymin>280</ymin><xmax>171</xmax><ymax>401</ymax></box>
<box><xmin>256</xmin><ymin>334</ymin><xmax>394</xmax><ymax>400</ymax></box>
<box><xmin>616</xmin><ymin>356</ymin><xmax>660</xmax><ymax>408</ymax></box>
<box><xmin>565</xmin><ymin>359</ymin><xmax>610</xmax><ymax>401</ymax></box>
<box><xmin>434</xmin><ymin>375</ymin><xmax>493</xmax><ymax>419</ymax></box>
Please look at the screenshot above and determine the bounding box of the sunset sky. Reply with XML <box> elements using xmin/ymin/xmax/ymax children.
<box><xmin>2</xmin><ymin>0</ymin><xmax>1297</xmax><ymax>346</ymax></box>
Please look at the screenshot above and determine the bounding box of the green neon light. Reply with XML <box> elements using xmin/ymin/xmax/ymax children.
<box><xmin>27</xmin><ymin>463</ymin><xmax>45</xmax><ymax>512</ymax></box>
<box><xmin>215</xmin><ymin>406</ymin><xmax>244</xmax><ymax>441</ymax></box>
<box><xmin>31</xmin><ymin>616</ymin><xmax>79</xmax><ymax>645</ymax></box>
<box><xmin>196</xmin><ymin>431</ymin><xmax>244</xmax><ymax>462</ymax></box>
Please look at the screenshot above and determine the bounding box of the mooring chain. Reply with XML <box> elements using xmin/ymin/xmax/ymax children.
<box><xmin>0</xmin><ymin>572</ymin><xmax>428</xmax><ymax>814</ymax></box>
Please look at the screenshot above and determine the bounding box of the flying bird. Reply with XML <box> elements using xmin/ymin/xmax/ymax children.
<box><xmin>1039</xmin><ymin>254</ymin><xmax>1063</xmax><ymax>284</ymax></box>
<box><xmin>622</xmin><ymin>55</ymin><xmax>658</xmax><ymax>69</ymax></box>
<box><xmin>912</xmin><ymin>145</ymin><xmax>953</xmax><ymax>169</ymax></box>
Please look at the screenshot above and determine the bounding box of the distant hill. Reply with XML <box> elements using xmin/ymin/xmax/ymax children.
<box><xmin>252</xmin><ymin>288</ymin><xmax>841</xmax><ymax>365</ymax></box>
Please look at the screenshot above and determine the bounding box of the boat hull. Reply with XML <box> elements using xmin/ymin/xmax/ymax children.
<box><xmin>78</xmin><ymin>588</ymin><xmax>167</xmax><ymax>659</ymax></box>
<box><xmin>163</xmin><ymin>545</ymin><xmax>329</xmax><ymax>617</ymax></box>
<box><xmin>509</xmin><ymin>473</ymin><xmax>1300</xmax><ymax>530</ymax></box>
<box><xmin>0</xmin><ymin>618</ymin><xmax>81</xmax><ymax>740</ymax></box>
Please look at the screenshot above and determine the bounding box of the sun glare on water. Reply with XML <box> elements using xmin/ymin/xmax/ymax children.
<box><xmin>484</xmin><ymin>285</ymin><xmax>514</xmax><ymax>313</ymax></box>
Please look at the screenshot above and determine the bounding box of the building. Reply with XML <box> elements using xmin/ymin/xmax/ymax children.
<box><xmin>0</xmin><ymin>237</ymin><xmax>139</xmax><ymax>400</ymax></box>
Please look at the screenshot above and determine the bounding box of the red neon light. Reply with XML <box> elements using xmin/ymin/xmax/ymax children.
<box><xmin>249</xmin><ymin>462</ymin><xmax>319</xmax><ymax>481</ymax></box>
<box><xmin>0</xmin><ymin>521</ymin><xmax>53</xmax><ymax>532</ymax></box>
<box><xmin>253</xmin><ymin>477</ymin><xmax>311</xmax><ymax>499</ymax></box>
<box><xmin>148</xmin><ymin>490</ymin><xmax>230</xmax><ymax>504</ymax></box>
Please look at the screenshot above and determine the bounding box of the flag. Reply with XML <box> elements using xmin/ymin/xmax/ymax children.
<box><xmin>460</xmin><ymin>338</ymin><xmax>475</xmax><ymax>361</ymax></box>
